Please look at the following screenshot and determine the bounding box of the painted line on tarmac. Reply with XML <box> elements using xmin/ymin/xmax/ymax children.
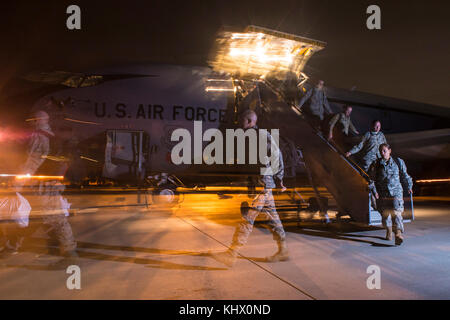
<box><xmin>177</xmin><ymin>216</ymin><xmax>317</xmax><ymax>300</ymax></box>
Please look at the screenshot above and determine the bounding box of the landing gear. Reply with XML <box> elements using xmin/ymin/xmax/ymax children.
<box><xmin>146</xmin><ymin>173</ymin><xmax>183</xmax><ymax>208</ymax></box>
<box><xmin>152</xmin><ymin>183</ymin><xmax>179</xmax><ymax>205</ymax></box>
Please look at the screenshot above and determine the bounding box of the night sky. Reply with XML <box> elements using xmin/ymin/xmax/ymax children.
<box><xmin>1</xmin><ymin>0</ymin><xmax>449</xmax><ymax>107</ymax></box>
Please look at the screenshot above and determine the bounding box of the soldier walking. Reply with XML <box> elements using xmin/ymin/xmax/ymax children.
<box><xmin>23</xmin><ymin>110</ymin><xmax>78</xmax><ymax>262</ymax></box>
<box><xmin>368</xmin><ymin>143</ymin><xmax>413</xmax><ymax>245</ymax></box>
<box><xmin>297</xmin><ymin>80</ymin><xmax>333</xmax><ymax>130</ymax></box>
<box><xmin>211</xmin><ymin>110</ymin><xmax>288</xmax><ymax>267</ymax></box>
<box><xmin>327</xmin><ymin>105</ymin><xmax>359</xmax><ymax>151</ymax></box>
<box><xmin>345</xmin><ymin>120</ymin><xmax>386</xmax><ymax>171</ymax></box>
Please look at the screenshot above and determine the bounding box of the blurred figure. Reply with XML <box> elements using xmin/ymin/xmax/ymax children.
<box><xmin>327</xmin><ymin>105</ymin><xmax>359</xmax><ymax>151</ymax></box>
<box><xmin>211</xmin><ymin>110</ymin><xmax>288</xmax><ymax>267</ymax></box>
<box><xmin>345</xmin><ymin>120</ymin><xmax>386</xmax><ymax>171</ymax></box>
<box><xmin>0</xmin><ymin>220</ymin><xmax>24</xmax><ymax>257</ymax></box>
<box><xmin>0</xmin><ymin>187</ymin><xmax>30</xmax><ymax>257</ymax></box>
<box><xmin>23</xmin><ymin>110</ymin><xmax>77</xmax><ymax>262</ymax></box>
<box><xmin>368</xmin><ymin>143</ymin><xmax>413</xmax><ymax>245</ymax></box>
<box><xmin>297</xmin><ymin>80</ymin><xmax>333</xmax><ymax>130</ymax></box>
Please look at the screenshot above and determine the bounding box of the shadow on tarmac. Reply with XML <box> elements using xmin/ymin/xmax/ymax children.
<box><xmin>282</xmin><ymin>222</ymin><xmax>395</xmax><ymax>247</ymax></box>
<box><xmin>1</xmin><ymin>238</ymin><xmax>228</xmax><ymax>271</ymax></box>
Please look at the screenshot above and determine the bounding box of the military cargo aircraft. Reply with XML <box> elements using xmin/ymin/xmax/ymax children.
<box><xmin>1</xmin><ymin>26</ymin><xmax>448</xmax><ymax>225</ymax></box>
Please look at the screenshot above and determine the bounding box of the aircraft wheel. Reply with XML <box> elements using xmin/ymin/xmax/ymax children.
<box><xmin>152</xmin><ymin>184</ymin><xmax>179</xmax><ymax>207</ymax></box>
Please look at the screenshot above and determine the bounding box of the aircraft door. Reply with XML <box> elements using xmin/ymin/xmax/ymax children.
<box><xmin>103</xmin><ymin>130</ymin><xmax>149</xmax><ymax>181</ymax></box>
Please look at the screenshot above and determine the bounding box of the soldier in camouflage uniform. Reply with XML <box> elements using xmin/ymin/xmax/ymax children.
<box><xmin>297</xmin><ymin>80</ymin><xmax>333</xmax><ymax>129</ymax></box>
<box><xmin>211</xmin><ymin>110</ymin><xmax>288</xmax><ymax>267</ymax></box>
<box><xmin>368</xmin><ymin>143</ymin><xmax>413</xmax><ymax>245</ymax></box>
<box><xmin>23</xmin><ymin>110</ymin><xmax>77</xmax><ymax>261</ymax></box>
<box><xmin>345</xmin><ymin>120</ymin><xmax>387</xmax><ymax>171</ymax></box>
<box><xmin>327</xmin><ymin>105</ymin><xmax>359</xmax><ymax>151</ymax></box>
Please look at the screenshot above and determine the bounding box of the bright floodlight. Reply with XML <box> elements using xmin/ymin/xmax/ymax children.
<box><xmin>208</xmin><ymin>25</ymin><xmax>326</xmax><ymax>80</ymax></box>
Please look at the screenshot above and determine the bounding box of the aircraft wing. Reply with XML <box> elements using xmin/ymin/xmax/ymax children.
<box><xmin>386</xmin><ymin>128</ymin><xmax>450</xmax><ymax>161</ymax></box>
<box><xmin>325</xmin><ymin>86</ymin><xmax>450</xmax><ymax>119</ymax></box>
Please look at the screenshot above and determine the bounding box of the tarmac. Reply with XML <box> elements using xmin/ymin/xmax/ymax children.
<box><xmin>0</xmin><ymin>188</ymin><xmax>449</xmax><ymax>299</ymax></box>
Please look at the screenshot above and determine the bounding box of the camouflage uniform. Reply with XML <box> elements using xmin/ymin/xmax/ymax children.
<box><xmin>37</xmin><ymin>181</ymin><xmax>76</xmax><ymax>253</ymax></box>
<box><xmin>329</xmin><ymin>112</ymin><xmax>358</xmax><ymax>151</ymax></box>
<box><xmin>348</xmin><ymin>131</ymin><xmax>387</xmax><ymax>171</ymax></box>
<box><xmin>368</xmin><ymin>157</ymin><xmax>413</xmax><ymax>233</ymax></box>
<box><xmin>24</xmin><ymin>127</ymin><xmax>76</xmax><ymax>255</ymax></box>
<box><xmin>231</xmin><ymin>130</ymin><xmax>285</xmax><ymax>248</ymax></box>
<box><xmin>298</xmin><ymin>87</ymin><xmax>332</xmax><ymax>121</ymax></box>
<box><xmin>329</xmin><ymin>112</ymin><xmax>358</xmax><ymax>136</ymax></box>
<box><xmin>23</xmin><ymin>130</ymin><xmax>50</xmax><ymax>174</ymax></box>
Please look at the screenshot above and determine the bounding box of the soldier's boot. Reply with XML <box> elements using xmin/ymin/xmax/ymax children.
<box><xmin>210</xmin><ymin>248</ymin><xmax>239</xmax><ymax>268</ymax></box>
<box><xmin>0</xmin><ymin>240</ymin><xmax>20</xmax><ymax>259</ymax></box>
<box><xmin>395</xmin><ymin>230</ymin><xmax>404</xmax><ymax>246</ymax></box>
<box><xmin>385</xmin><ymin>227</ymin><xmax>393</xmax><ymax>241</ymax></box>
<box><xmin>0</xmin><ymin>248</ymin><xmax>17</xmax><ymax>259</ymax></box>
<box><xmin>266</xmin><ymin>240</ymin><xmax>289</xmax><ymax>262</ymax></box>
